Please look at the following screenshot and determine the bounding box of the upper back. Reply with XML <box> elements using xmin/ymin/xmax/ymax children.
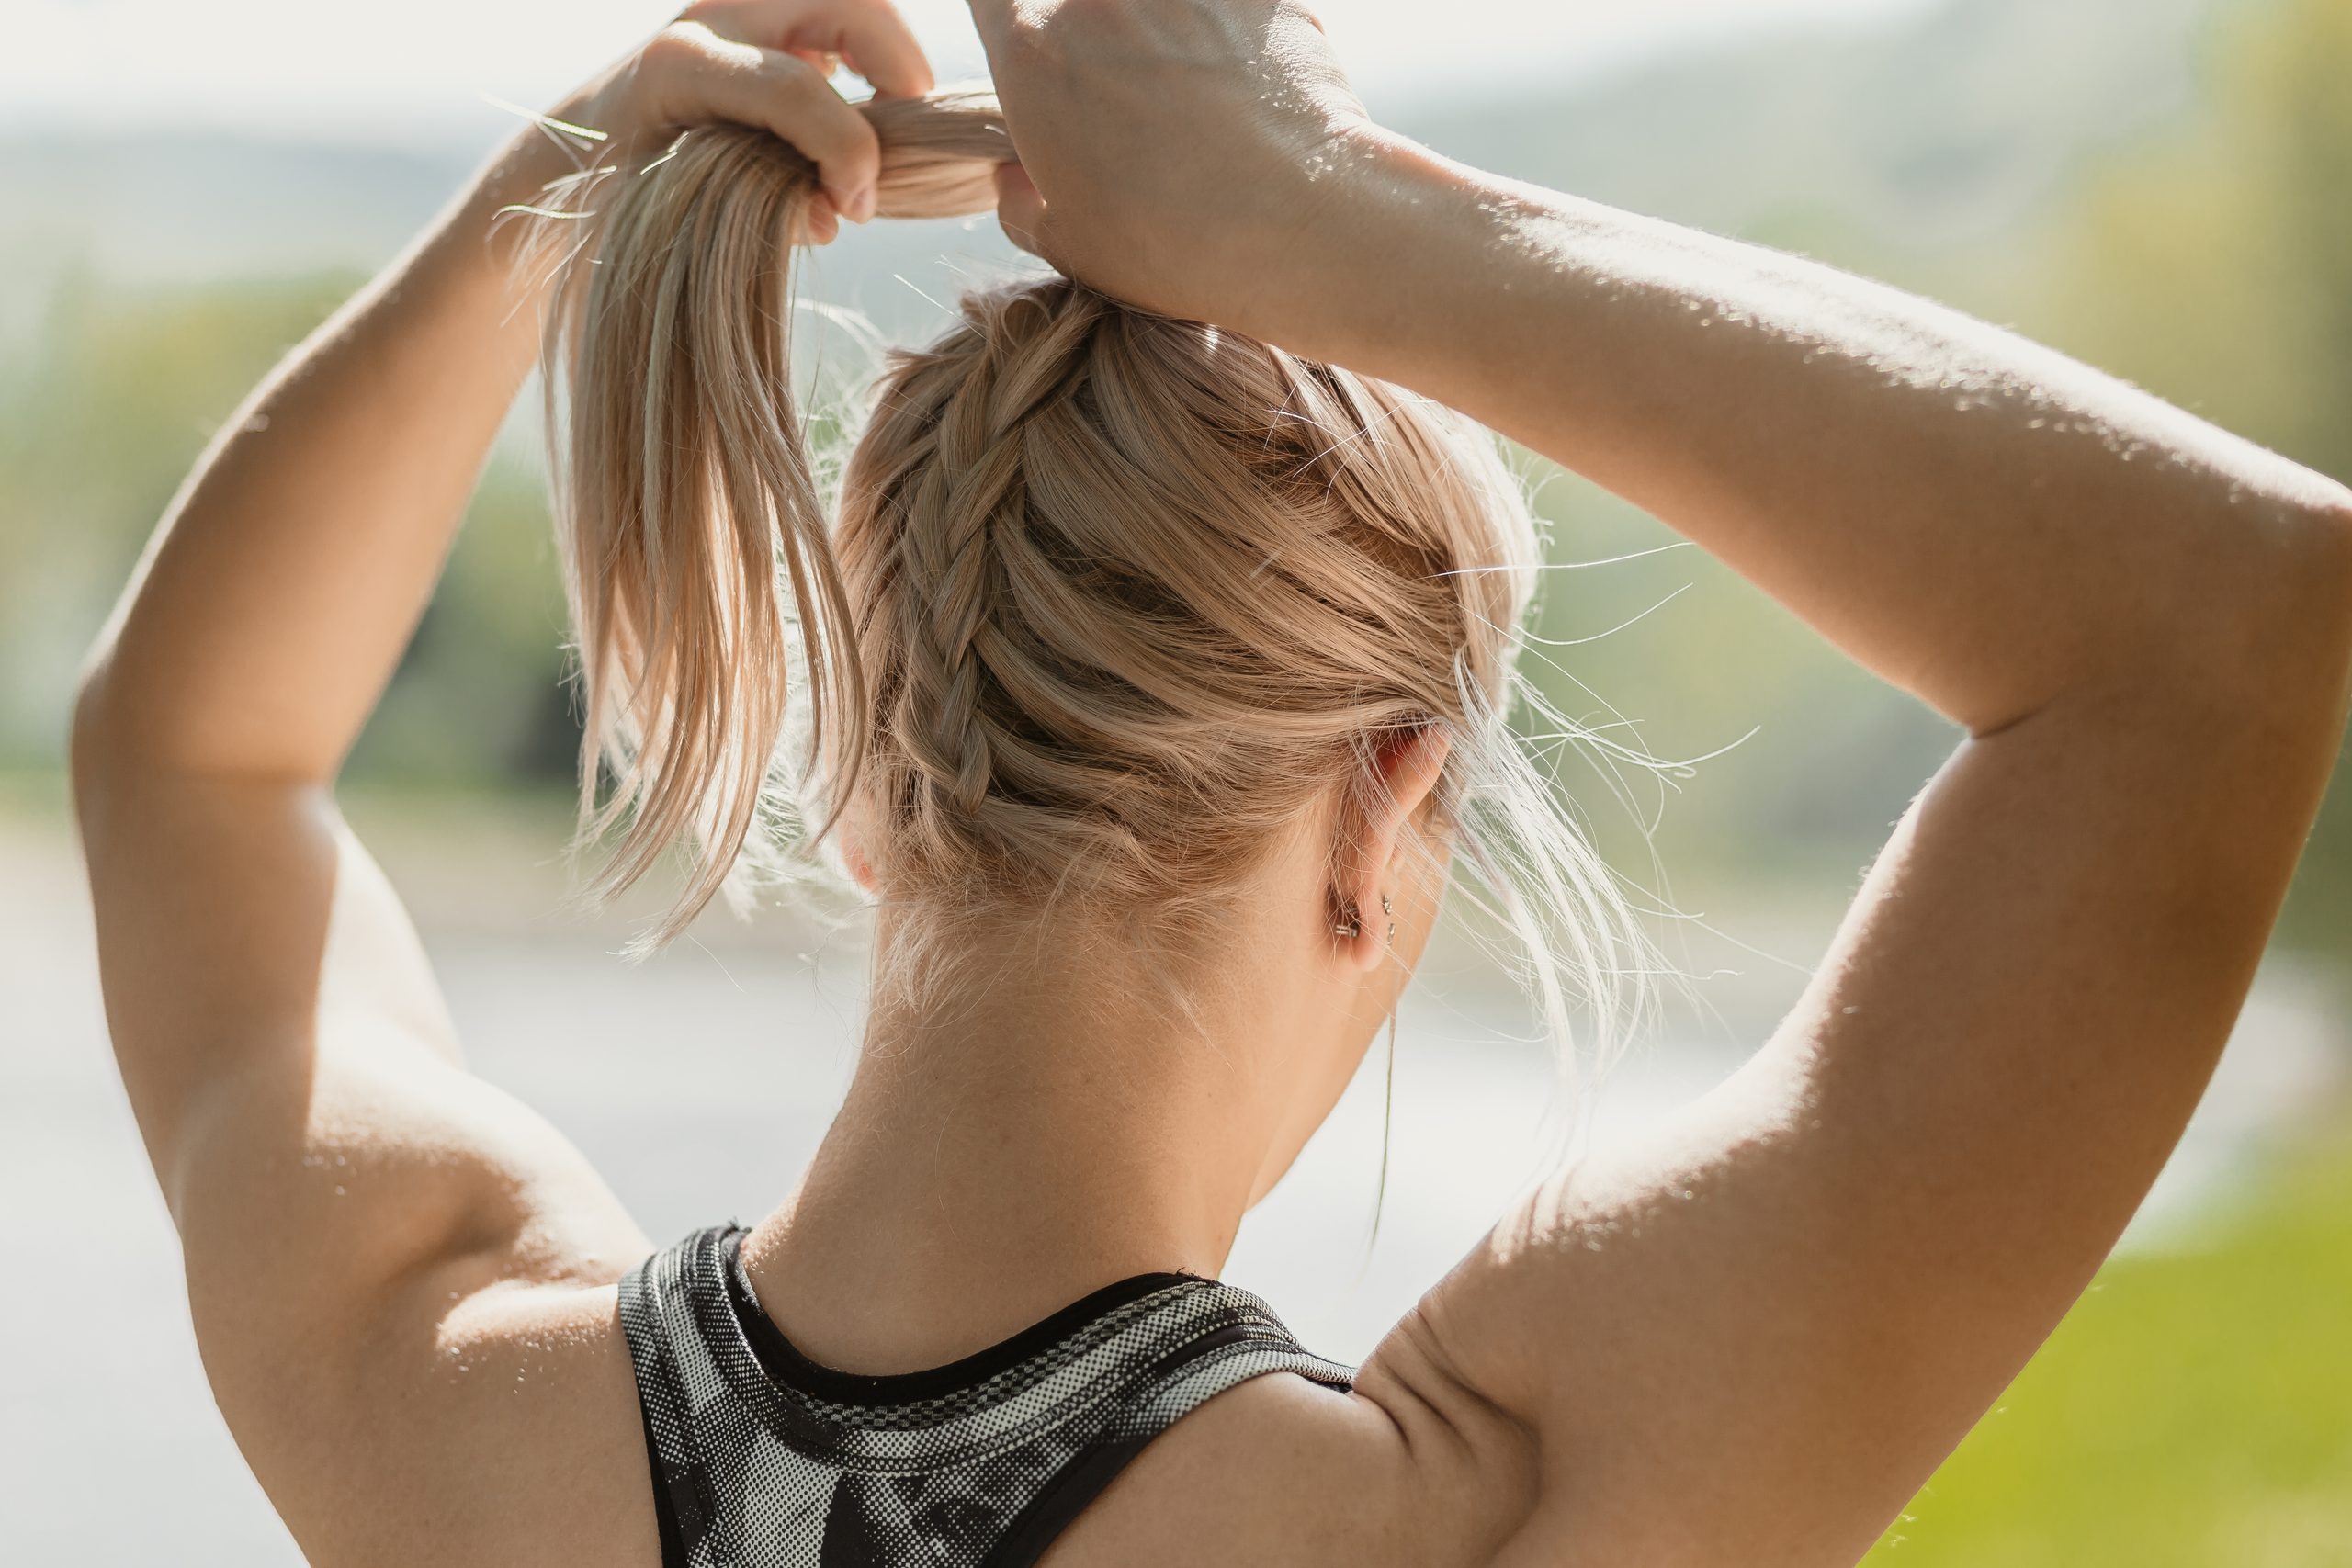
<box><xmin>622</xmin><ymin>1223</ymin><xmax>1360</xmax><ymax>1565</ymax></box>
<box><xmin>359</xmin><ymin>1232</ymin><xmax>1540</xmax><ymax>1568</ymax></box>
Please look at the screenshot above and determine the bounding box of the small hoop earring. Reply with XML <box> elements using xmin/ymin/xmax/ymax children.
<box><xmin>1334</xmin><ymin>903</ymin><xmax>1362</xmax><ymax>940</ymax></box>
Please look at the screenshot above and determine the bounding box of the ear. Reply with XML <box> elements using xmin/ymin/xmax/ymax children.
<box><xmin>839</xmin><ymin>797</ymin><xmax>881</xmax><ymax>896</ymax></box>
<box><xmin>1334</xmin><ymin>726</ymin><xmax>1452</xmax><ymax>973</ymax></box>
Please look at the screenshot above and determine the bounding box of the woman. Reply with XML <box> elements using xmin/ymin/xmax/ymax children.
<box><xmin>70</xmin><ymin>1</ymin><xmax>2352</xmax><ymax>1564</ymax></box>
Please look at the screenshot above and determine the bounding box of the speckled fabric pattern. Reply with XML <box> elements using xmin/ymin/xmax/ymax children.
<box><xmin>619</xmin><ymin>1224</ymin><xmax>1357</xmax><ymax>1568</ymax></box>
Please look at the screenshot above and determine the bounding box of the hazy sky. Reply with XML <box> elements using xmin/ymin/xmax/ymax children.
<box><xmin>11</xmin><ymin>0</ymin><xmax>1934</xmax><ymax>146</ymax></box>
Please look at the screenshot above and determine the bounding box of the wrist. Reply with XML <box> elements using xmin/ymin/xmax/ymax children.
<box><xmin>467</xmin><ymin>118</ymin><xmax>591</xmax><ymax>219</ymax></box>
<box><xmin>1256</xmin><ymin>124</ymin><xmax>1496</xmax><ymax>374</ymax></box>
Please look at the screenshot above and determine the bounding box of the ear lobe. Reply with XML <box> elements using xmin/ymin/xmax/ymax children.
<box><xmin>993</xmin><ymin>163</ymin><xmax>1055</xmax><ymax>263</ymax></box>
<box><xmin>839</xmin><ymin>802</ymin><xmax>881</xmax><ymax>895</ymax></box>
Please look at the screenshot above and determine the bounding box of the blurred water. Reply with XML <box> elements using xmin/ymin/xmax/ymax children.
<box><xmin>2</xmin><ymin>808</ymin><xmax>2341</xmax><ymax>1564</ymax></box>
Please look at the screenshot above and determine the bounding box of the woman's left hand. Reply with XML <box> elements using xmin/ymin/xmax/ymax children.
<box><xmin>553</xmin><ymin>0</ymin><xmax>936</xmax><ymax>242</ymax></box>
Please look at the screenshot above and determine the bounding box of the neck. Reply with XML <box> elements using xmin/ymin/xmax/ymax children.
<box><xmin>741</xmin><ymin>906</ymin><xmax>1332</xmax><ymax>1374</ymax></box>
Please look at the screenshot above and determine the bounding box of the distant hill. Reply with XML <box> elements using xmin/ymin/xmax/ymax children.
<box><xmin>1404</xmin><ymin>0</ymin><xmax>2212</xmax><ymax>247</ymax></box>
<box><xmin>0</xmin><ymin>129</ymin><xmax>1035</xmax><ymax>357</ymax></box>
<box><xmin>0</xmin><ymin>0</ymin><xmax>2219</xmax><ymax>315</ymax></box>
<box><xmin>1</xmin><ymin>134</ymin><xmax>466</xmax><ymax>287</ymax></box>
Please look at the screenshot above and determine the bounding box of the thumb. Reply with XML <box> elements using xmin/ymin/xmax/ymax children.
<box><xmin>993</xmin><ymin>162</ymin><xmax>1057</xmax><ymax>263</ymax></box>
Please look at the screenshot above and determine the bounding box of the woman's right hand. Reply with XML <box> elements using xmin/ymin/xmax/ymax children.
<box><xmin>548</xmin><ymin>0</ymin><xmax>937</xmax><ymax>242</ymax></box>
<box><xmin>966</xmin><ymin>0</ymin><xmax>1392</xmax><ymax>338</ymax></box>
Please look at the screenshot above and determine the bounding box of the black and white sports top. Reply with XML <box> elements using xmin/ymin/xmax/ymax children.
<box><xmin>619</xmin><ymin>1224</ymin><xmax>1357</xmax><ymax>1568</ymax></box>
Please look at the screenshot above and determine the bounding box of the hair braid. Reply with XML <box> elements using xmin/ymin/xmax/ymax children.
<box><xmin>893</xmin><ymin>288</ymin><xmax>1100</xmax><ymax>831</ymax></box>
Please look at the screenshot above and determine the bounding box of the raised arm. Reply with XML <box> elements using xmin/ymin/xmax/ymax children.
<box><xmin>972</xmin><ymin>1</ymin><xmax>2350</xmax><ymax>739</ymax></box>
<box><xmin>67</xmin><ymin>7</ymin><xmax>932</xmax><ymax>1562</ymax></box>
<box><xmin>968</xmin><ymin>4</ymin><xmax>2352</xmax><ymax>1562</ymax></box>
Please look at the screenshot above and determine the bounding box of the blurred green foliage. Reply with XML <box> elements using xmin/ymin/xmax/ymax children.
<box><xmin>1866</xmin><ymin>1111</ymin><xmax>2352</xmax><ymax>1565</ymax></box>
<box><xmin>1</xmin><ymin>272</ymin><xmax>341</xmax><ymax>756</ymax></box>
<box><xmin>0</xmin><ymin>267</ymin><xmax>579</xmax><ymax>788</ymax></box>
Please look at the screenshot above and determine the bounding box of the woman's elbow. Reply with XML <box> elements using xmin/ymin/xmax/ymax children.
<box><xmin>2311</xmin><ymin>485</ymin><xmax>2352</xmax><ymax>586</ymax></box>
<box><xmin>68</xmin><ymin>645</ymin><xmax>131</xmax><ymax>805</ymax></box>
<box><xmin>2278</xmin><ymin>481</ymin><xmax>2352</xmax><ymax>655</ymax></box>
<box><xmin>66</xmin><ymin>638</ymin><xmax>173</xmax><ymax>811</ymax></box>
<box><xmin>2222</xmin><ymin>479</ymin><xmax>2352</xmax><ymax>726</ymax></box>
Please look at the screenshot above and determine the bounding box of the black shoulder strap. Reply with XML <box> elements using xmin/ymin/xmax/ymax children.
<box><xmin>984</xmin><ymin>1291</ymin><xmax>1356</xmax><ymax>1568</ymax></box>
<box><xmin>619</xmin><ymin>1225</ymin><xmax>735</xmax><ymax>1568</ymax></box>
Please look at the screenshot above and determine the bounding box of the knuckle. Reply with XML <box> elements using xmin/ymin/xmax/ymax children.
<box><xmin>767</xmin><ymin>63</ymin><xmax>866</xmax><ymax>149</ymax></box>
<box><xmin>758</xmin><ymin>52</ymin><xmax>842</xmax><ymax>118</ymax></box>
<box><xmin>1008</xmin><ymin>12</ymin><xmax>1072</xmax><ymax>72</ymax></box>
<box><xmin>826</xmin><ymin>129</ymin><xmax>880</xmax><ymax>178</ymax></box>
<box><xmin>763</xmin><ymin>51</ymin><xmax>826</xmax><ymax>96</ymax></box>
<box><xmin>640</xmin><ymin>23</ymin><xmax>707</xmax><ymax>73</ymax></box>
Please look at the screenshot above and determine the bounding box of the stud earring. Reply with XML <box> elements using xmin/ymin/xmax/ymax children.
<box><xmin>1382</xmin><ymin>891</ymin><xmax>1396</xmax><ymax>944</ymax></box>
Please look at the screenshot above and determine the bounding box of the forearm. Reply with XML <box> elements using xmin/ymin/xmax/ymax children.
<box><xmin>74</xmin><ymin>126</ymin><xmax>577</xmax><ymax>785</ymax></box>
<box><xmin>1289</xmin><ymin>132</ymin><xmax>2352</xmax><ymax>735</ymax></box>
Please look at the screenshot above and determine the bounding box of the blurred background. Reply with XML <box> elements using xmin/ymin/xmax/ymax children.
<box><xmin>5</xmin><ymin>0</ymin><xmax>2350</xmax><ymax>1562</ymax></box>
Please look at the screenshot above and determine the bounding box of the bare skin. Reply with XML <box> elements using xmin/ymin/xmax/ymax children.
<box><xmin>69</xmin><ymin>2</ymin><xmax>2352</xmax><ymax>1564</ymax></box>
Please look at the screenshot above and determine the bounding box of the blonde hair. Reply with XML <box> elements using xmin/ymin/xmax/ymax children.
<box><xmin>531</xmin><ymin>91</ymin><xmax>1668</xmax><ymax>1094</ymax></box>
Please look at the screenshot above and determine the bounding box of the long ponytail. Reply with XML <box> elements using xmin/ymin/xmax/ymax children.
<box><xmin>534</xmin><ymin>92</ymin><xmax>1013</xmax><ymax>947</ymax></box>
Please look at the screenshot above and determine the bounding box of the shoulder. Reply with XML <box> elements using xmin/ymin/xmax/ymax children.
<box><xmin>1037</xmin><ymin>1301</ymin><xmax>1543</xmax><ymax>1568</ymax></box>
<box><xmin>243</xmin><ymin>1265</ymin><xmax>666</xmax><ymax>1568</ymax></box>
